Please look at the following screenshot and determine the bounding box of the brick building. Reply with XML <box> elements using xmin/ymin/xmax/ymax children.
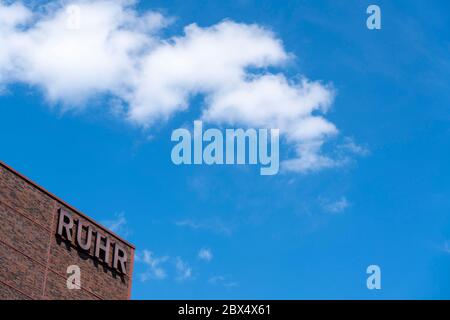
<box><xmin>0</xmin><ymin>161</ymin><xmax>135</xmax><ymax>300</ymax></box>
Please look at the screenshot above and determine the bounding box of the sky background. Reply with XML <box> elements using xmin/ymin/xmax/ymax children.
<box><xmin>1</xmin><ymin>0</ymin><xmax>450</xmax><ymax>299</ymax></box>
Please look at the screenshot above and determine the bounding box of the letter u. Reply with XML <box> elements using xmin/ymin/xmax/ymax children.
<box><xmin>76</xmin><ymin>220</ymin><xmax>93</xmax><ymax>251</ymax></box>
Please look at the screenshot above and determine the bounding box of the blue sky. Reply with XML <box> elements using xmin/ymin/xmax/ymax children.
<box><xmin>1</xmin><ymin>0</ymin><xmax>450</xmax><ymax>299</ymax></box>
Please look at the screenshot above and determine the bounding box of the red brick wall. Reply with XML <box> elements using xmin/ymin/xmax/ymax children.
<box><xmin>0</xmin><ymin>162</ymin><xmax>135</xmax><ymax>300</ymax></box>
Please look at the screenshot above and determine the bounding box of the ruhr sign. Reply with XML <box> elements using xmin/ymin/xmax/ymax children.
<box><xmin>56</xmin><ymin>208</ymin><xmax>128</xmax><ymax>274</ymax></box>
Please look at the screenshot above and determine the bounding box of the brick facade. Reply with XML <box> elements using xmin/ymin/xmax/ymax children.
<box><xmin>0</xmin><ymin>161</ymin><xmax>135</xmax><ymax>300</ymax></box>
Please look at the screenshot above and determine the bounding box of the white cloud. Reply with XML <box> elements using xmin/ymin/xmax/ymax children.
<box><xmin>284</xmin><ymin>140</ymin><xmax>340</xmax><ymax>172</ymax></box>
<box><xmin>209</xmin><ymin>275</ymin><xmax>238</xmax><ymax>288</ymax></box>
<box><xmin>320</xmin><ymin>197</ymin><xmax>350</xmax><ymax>214</ymax></box>
<box><xmin>0</xmin><ymin>0</ymin><xmax>355</xmax><ymax>172</ymax></box>
<box><xmin>136</xmin><ymin>250</ymin><xmax>169</xmax><ymax>281</ymax></box>
<box><xmin>338</xmin><ymin>137</ymin><xmax>370</xmax><ymax>156</ymax></box>
<box><xmin>101</xmin><ymin>211</ymin><xmax>131</xmax><ymax>237</ymax></box>
<box><xmin>129</xmin><ymin>21</ymin><xmax>288</xmax><ymax>124</ymax></box>
<box><xmin>198</xmin><ymin>248</ymin><xmax>213</xmax><ymax>262</ymax></box>
<box><xmin>0</xmin><ymin>0</ymin><xmax>168</xmax><ymax>105</ymax></box>
<box><xmin>175</xmin><ymin>218</ymin><xmax>234</xmax><ymax>235</ymax></box>
<box><xmin>136</xmin><ymin>250</ymin><xmax>194</xmax><ymax>282</ymax></box>
<box><xmin>175</xmin><ymin>257</ymin><xmax>192</xmax><ymax>281</ymax></box>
